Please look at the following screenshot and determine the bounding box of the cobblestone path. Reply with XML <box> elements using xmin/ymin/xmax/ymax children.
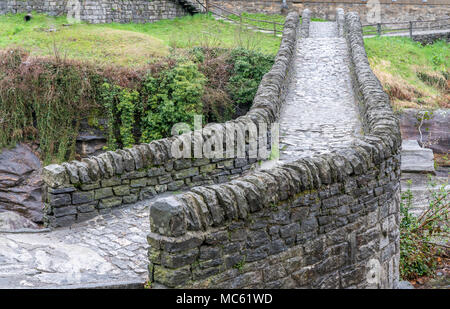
<box><xmin>279</xmin><ymin>21</ymin><xmax>362</xmax><ymax>164</ymax></box>
<box><xmin>0</xmin><ymin>202</ymin><xmax>149</xmax><ymax>288</ymax></box>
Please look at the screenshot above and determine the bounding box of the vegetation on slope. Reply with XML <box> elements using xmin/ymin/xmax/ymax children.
<box><xmin>0</xmin><ymin>13</ymin><xmax>281</xmax><ymax>66</ymax></box>
<box><xmin>400</xmin><ymin>178</ymin><xmax>449</xmax><ymax>280</ymax></box>
<box><xmin>364</xmin><ymin>37</ymin><xmax>449</xmax><ymax>110</ymax></box>
<box><xmin>0</xmin><ymin>47</ymin><xmax>273</xmax><ymax>164</ymax></box>
<box><xmin>0</xmin><ymin>12</ymin><xmax>448</xmax><ymax>164</ymax></box>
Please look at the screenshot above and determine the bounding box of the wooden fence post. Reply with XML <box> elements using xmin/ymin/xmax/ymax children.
<box><xmin>273</xmin><ymin>21</ymin><xmax>277</xmax><ymax>37</ymax></box>
<box><xmin>377</xmin><ymin>23</ymin><xmax>381</xmax><ymax>36</ymax></box>
<box><xmin>205</xmin><ymin>0</ymin><xmax>209</xmax><ymax>13</ymax></box>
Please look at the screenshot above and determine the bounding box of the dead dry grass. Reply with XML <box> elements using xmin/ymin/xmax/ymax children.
<box><xmin>371</xmin><ymin>59</ymin><xmax>448</xmax><ymax>110</ymax></box>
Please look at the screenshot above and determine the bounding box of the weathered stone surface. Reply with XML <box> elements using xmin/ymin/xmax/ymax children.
<box><xmin>147</xmin><ymin>11</ymin><xmax>401</xmax><ymax>290</ymax></box>
<box><xmin>48</xmin><ymin>193</ymin><xmax>71</xmax><ymax>207</ymax></box>
<box><xmin>0</xmin><ymin>144</ymin><xmax>43</xmax><ymax>222</ymax></box>
<box><xmin>0</xmin><ymin>0</ymin><xmax>192</xmax><ymax>24</ymax></box>
<box><xmin>72</xmin><ymin>191</ymin><xmax>94</xmax><ymax>205</ymax></box>
<box><xmin>0</xmin><ymin>211</ymin><xmax>39</xmax><ymax>231</ymax></box>
<box><xmin>17</xmin><ymin>9</ymin><xmax>401</xmax><ymax>290</ymax></box>
<box><xmin>94</xmin><ymin>187</ymin><xmax>114</xmax><ymax>200</ymax></box>
<box><xmin>0</xmin><ymin>201</ymin><xmax>150</xmax><ymax>288</ymax></box>
<box><xmin>401</xmin><ymin>140</ymin><xmax>435</xmax><ymax>173</ymax></box>
<box><xmin>42</xmin><ymin>164</ymin><xmax>67</xmax><ymax>187</ymax></box>
<box><xmin>99</xmin><ymin>196</ymin><xmax>122</xmax><ymax>209</ymax></box>
<box><xmin>399</xmin><ymin>108</ymin><xmax>449</xmax><ymax>154</ymax></box>
<box><xmin>150</xmin><ymin>196</ymin><xmax>187</xmax><ymax>237</ymax></box>
<box><xmin>113</xmin><ymin>185</ymin><xmax>130</xmax><ymax>196</ymax></box>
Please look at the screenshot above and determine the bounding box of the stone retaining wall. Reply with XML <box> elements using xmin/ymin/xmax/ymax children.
<box><xmin>209</xmin><ymin>0</ymin><xmax>450</xmax><ymax>24</ymax></box>
<box><xmin>41</xmin><ymin>8</ymin><xmax>299</xmax><ymax>228</ymax></box>
<box><xmin>0</xmin><ymin>0</ymin><xmax>188</xmax><ymax>23</ymax></box>
<box><xmin>146</xmin><ymin>10</ymin><xmax>402</xmax><ymax>289</ymax></box>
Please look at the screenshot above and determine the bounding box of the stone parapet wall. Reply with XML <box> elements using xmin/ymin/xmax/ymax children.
<box><xmin>146</xmin><ymin>10</ymin><xmax>402</xmax><ymax>289</ymax></box>
<box><xmin>0</xmin><ymin>0</ymin><xmax>188</xmax><ymax>23</ymax></box>
<box><xmin>41</xmin><ymin>9</ymin><xmax>299</xmax><ymax>228</ymax></box>
<box><xmin>209</xmin><ymin>0</ymin><xmax>450</xmax><ymax>24</ymax></box>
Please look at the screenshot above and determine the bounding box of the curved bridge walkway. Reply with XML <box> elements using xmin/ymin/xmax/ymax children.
<box><xmin>0</xmin><ymin>21</ymin><xmax>362</xmax><ymax>289</ymax></box>
<box><xmin>279</xmin><ymin>21</ymin><xmax>362</xmax><ymax>163</ymax></box>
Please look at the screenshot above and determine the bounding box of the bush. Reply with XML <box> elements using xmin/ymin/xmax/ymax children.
<box><xmin>227</xmin><ymin>48</ymin><xmax>274</xmax><ymax>111</ymax></box>
<box><xmin>140</xmin><ymin>59</ymin><xmax>205</xmax><ymax>142</ymax></box>
<box><xmin>400</xmin><ymin>177</ymin><xmax>449</xmax><ymax>280</ymax></box>
<box><xmin>0</xmin><ymin>47</ymin><xmax>274</xmax><ymax>163</ymax></box>
<box><xmin>192</xmin><ymin>47</ymin><xmax>274</xmax><ymax>122</ymax></box>
<box><xmin>193</xmin><ymin>47</ymin><xmax>234</xmax><ymax>123</ymax></box>
<box><xmin>0</xmin><ymin>49</ymin><xmax>101</xmax><ymax>164</ymax></box>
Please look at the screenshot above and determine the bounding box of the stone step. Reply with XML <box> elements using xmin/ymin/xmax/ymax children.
<box><xmin>401</xmin><ymin>140</ymin><xmax>435</xmax><ymax>173</ymax></box>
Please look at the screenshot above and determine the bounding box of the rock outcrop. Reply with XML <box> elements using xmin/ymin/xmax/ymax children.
<box><xmin>399</xmin><ymin>109</ymin><xmax>449</xmax><ymax>155</ymax></box>
<box><xmin>0</xmin><ymin>144</ymin><xmax>43</xmax><ymax>223</ymax></box>
<box><xmin>401</xmin><ymin>140</ymin><xmax>435</xmax><ymax>174</ymax></box>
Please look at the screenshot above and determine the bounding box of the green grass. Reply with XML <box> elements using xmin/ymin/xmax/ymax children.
<box><xmin>1</xmin><ymin>12</ymin><xmax>447</xmax><ymax>109</ymax></box>
<box><xmin>228</xmin><ymin>12</ymin><xmax>287</xmax><ymax>32</ymax></box>
<box><xmin>227</xmin><ymin>12</ymin><xmax>326</xmax><ymax>33</ymax></box>
<box><xmin>0</xmin><ymin>12</ymin><xmax>282</xmax><ymax>66</ymax></box>
<box><xmin>96</xmin><ymin>13</ymin><xmax>282</xmax><ymax>54</ymax></box>
<box><xmin>364</xmin><ymin>36</ymin><xmax>449</xmax><ymax>109</ymax></box>
<box><xmin>0</xmin><ymin>13</ymin><xmax>170</xmax><ymax>66</ymax></box>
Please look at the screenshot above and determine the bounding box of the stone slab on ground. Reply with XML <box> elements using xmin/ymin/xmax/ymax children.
<box><xmin>0</xmin><ymin>211</ymin><xmax>39</xmax><ymax>231</ymax></box>
<box><xmin>398</xmin><ymin>281</ymin><xmax>415</xmax><ymax>289</ymax></box>
<box><xmin>399</xmin><ymin>109</ymin><xmax>449</xmax><ymax>155</ymax></box>
<box><xmin>0</xmin><ymin>201</ymin><xmax>150</xmax><ymax>288</ymax></box>
<box><xmin>401</xmin><ymin>140</ymin><xmax>435</xmax><ymax>173</ymax></box>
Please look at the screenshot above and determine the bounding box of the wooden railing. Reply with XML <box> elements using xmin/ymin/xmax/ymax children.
<box><xmin>362</xmin><ymin>17</ymin><xmax>450</xmax><ymax>37</ymax></box>
<box><xmin>191</xmin><ymin>0</ymin><xmax>284</xmax><ymax>36</ymax></box>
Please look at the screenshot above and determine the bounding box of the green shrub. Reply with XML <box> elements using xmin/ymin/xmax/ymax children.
<box><xmin>117</xmin><ymin>89</ymin><xmax>139</xmax><ymax>148</ymax></box>
<box><xmin>100</xmin><ymin>82</ymin><xmax>120</xmax><ymax>150</ymax></box>
<box><xmin>227</xmin><ymin>48</ymin><xmax>274</xmax><ymax>110</ymax></box>
<box><xmin>0</xmin><ymin>49</ymin><xmax>101</xmax><ymax>164</ymax></box>
<box><xmin>400</xmin><ymin>178</ymin><xmax>449</xmax><ymax>280</ymax></box>
<box><xmin>0</xmin><ymin>47</ymin><xmax>274</xmax><ymax>163</ymax></box>
<box><xmin>140</xmin><ymin>59</ymin><xmax>205</xmax><ymax>142</ymax></box>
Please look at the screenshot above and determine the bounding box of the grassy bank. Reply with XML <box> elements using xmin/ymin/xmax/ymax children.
<box><xmin>0</xmin><ymin>13</ymin><xmax>281</xmax><ymax>66</ymax></box>
<box><xmin>364</xmin><ymin>36</ymin><xmax>449</xmax><ymax>110</ymax></box>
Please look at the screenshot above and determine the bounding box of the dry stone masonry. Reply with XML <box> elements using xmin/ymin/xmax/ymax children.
<box><xmin>208</xmin><ymin>0</ymin><xmax>450</xmax><ymax>24</ymax></box>
<box><xmin>0</xmin><ymin>0</ymin><xmax>192</xmax><ymax>23</ymax></box>
<box><xmin>146</xmin><ymin>9</ymin><xmax>402</xmax><ymax>289</ymax></box>
<box><xmin>40</xmin><ymin>10</ymin><xmax>297</xmax><ymax>228</ymax></box>
<box><xmin>7</xmin><ymin>8</ymin><xmax>402</xmax><ymax>288</ymax></box>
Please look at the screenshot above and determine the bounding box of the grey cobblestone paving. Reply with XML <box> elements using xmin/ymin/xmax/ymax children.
<box><xmin>279</xmin><ymin>21</ymin><xmax>362</xmax><ymax>164</ymax></box>
<box><xmin>0</xmin><ymin>202</ymin><xmax>149</xmax><ymax>288</ymax></box>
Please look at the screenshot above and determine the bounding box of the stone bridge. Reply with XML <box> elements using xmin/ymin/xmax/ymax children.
<box><xmin>0</xmin><ymin>9</ymin><xmax>401</xmax><ymax>289</ymax></box>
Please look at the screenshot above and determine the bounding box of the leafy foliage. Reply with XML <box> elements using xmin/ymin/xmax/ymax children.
<box><xmin>0</xmin><ymin>49</ymin><xmax>100</xmax><ymax>164</ymax></box>
<box><xmin>140</xmin><ymin>60</ymin><xmax>205</xmax><ymax>142</ymax></box>
<box><xmin>400</xmin><ymin>177</ymin><xmax>449</xmax><ymax>280</ymax></box>
<box><xmin>226</xmin><ymin>48</ymin><xmax>274</xmax><ymax>111</ymax></box>
<box><xmin>0</xmin><ymin>46</ymin><xmax>274</xmax><ymax>163</ymax></box>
